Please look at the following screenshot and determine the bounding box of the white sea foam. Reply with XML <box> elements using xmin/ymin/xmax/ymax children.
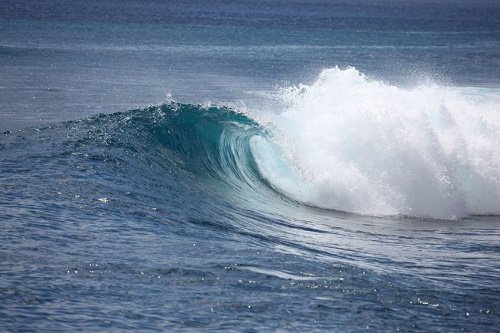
<box><xmin>251</xmin><ymin>67</ymin><xmax>500</xmax><ymax>219</ymax></box>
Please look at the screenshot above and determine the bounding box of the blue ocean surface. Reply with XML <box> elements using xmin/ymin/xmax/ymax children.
<box><xmin>1</xmin><ymin>1</ymin><xmax>499</xmax><ymax>331</ymax></box>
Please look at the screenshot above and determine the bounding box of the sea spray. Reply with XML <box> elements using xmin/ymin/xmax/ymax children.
<box><xmin>251</xmin><ymin>67</ymin><xmax>500</xmax><ymax>219</ymax></box>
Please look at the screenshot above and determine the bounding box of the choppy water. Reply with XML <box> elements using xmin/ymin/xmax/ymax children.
<box><xmin>1</xmin><ymin>0</ymin><xmax>499</xmax><ymax>331</ymax></box>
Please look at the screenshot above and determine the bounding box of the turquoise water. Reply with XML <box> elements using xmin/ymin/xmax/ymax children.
<box><xmin>1</xmin><ymin>1</ymin><xmax>499</xmax><ymax>331</ymax></box>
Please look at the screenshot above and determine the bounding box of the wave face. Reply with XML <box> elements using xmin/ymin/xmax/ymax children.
<box><xmin>67</xmin><ymin>103</ymin><xmax>278</xmax><ymax>209</ymax></box>
<box><xmin>252</xmin><ymin>67</ymin><xmax>500</xmax><ymax>219</ymax></box>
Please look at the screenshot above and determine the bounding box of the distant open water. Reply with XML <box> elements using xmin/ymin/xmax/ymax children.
<box><xmin>1</xmin><ymin>1</ymin><xmax>499</xmax><ymax>331</ymax></box>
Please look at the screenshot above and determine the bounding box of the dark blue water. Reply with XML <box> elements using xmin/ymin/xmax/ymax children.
<box><xmin>1</xmin><ymin>1</ymin><xmax>499</xmax><ymax>331</ymax></box>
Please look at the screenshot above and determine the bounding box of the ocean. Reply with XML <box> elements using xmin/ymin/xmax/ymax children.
<box><xmin>1</xmin><ymin>0</ymin><xmax>499</xmax><ymax>331</ymax></box>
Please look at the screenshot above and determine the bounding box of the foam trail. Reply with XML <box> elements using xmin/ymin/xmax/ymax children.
<box><xmin>252</xmin><ymin>67</ymin><xmax>500</xmax><ymax>219</ymax></box>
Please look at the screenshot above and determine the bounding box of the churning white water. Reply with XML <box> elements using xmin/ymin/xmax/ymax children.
<box><xmin>252</xmin><ymin>67</ymin><xmax>500</xmax><ymax>219</ymax></box>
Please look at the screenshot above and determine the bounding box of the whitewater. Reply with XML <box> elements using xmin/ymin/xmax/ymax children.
<box><xmin>252</xmin><ymin>67</ymin><xmax>500</xmax><ymax>219</ymax></box>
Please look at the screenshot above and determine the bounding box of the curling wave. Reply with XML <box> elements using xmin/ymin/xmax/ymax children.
<box><xmin>49</xmin><ymin>72</ymin><xmax>499</xmax><ymax>221</ymax></box>
<box><xmin>69</xmin><ymin>102</ymin><xmax>276</xmax><ymax>204</ymax></box>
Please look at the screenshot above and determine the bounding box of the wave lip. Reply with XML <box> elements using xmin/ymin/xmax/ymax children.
<box><xmin>252</xmin><ymin>67</ymin><xmax>500</xmax><ymax>220</ymax></box>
